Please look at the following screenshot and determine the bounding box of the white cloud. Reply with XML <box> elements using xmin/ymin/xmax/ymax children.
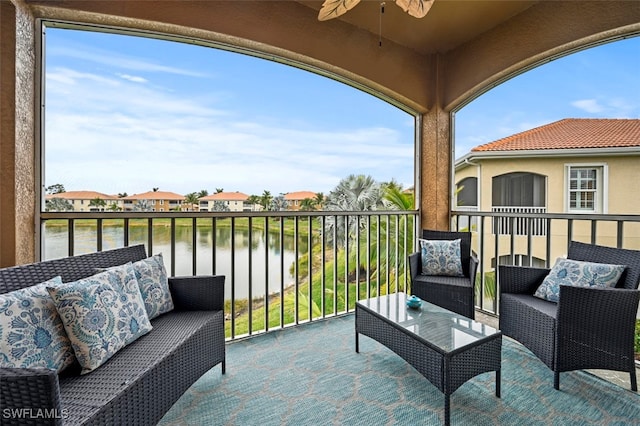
<box><xmin>44</xmin><ymin>66</ymin><xmax>414</xmax><ymax>196</ymax></box>
<box><xmin>571</xmin><ymin>99</ymin><xmax>604</xmax><ymax>113</ymax></box>
<box><xmin>118</xmin><ymin>73</ymin><xmax>148</xmax><ymax>83</ymax></box>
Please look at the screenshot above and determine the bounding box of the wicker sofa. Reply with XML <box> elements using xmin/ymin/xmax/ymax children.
<box><xmin>499</xmin><ymin>241</ymin><xmax>640</xmax><ymax>391</ymax></box>
<box><xmin>0</xmin><ymin>245</ymin><xmax>225</xmax><ymax>425</ymax></box>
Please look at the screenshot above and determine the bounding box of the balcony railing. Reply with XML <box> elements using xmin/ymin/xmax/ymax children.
<box><xmin>452</xmin><ymin>210</ymin><xmax>640</xmax><ymax>314</ymax></box>
<box><xmin>491</xmin><ymin>206</ymin><xmax>547</xmax><ymax>236</ymax></box>
<box><xmin>40</xmin><ymin>210</ymin><xmax>418</xmax><ymax>341</ymax></box>
<box><xmin>40</xmin><ymin>209</ymin><xmax>640</xmax><ymax>340</ymax></box>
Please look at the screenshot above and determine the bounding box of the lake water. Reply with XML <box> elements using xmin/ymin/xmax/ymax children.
<box><xmin>43</xmin><ymin>223</ymin><xmax>302</xmax><ymax>301</ymax></box>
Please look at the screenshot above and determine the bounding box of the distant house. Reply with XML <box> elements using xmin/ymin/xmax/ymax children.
<box><xmin>123</xmin><ymin>191</ymin><xmax>185</xmax><ymax>212</ymax></box>
<box><xmin>46</xmin><ymin>190</ymin><xmax>121</xmax><ymax>212</ymax></box>
<box><xmin>199</xmin><ymin>192</ymin><xmax>250</xmax><ymax>212</ymax></box>
<box><xmin>454</xmin><ymin>118</ymin><xmax>640</xmax><ymax>268</ymax></box>
<box><xmin>284</xmin><ymin>191</ymin><xmax>317</xmax><ymax>211</ymax></box>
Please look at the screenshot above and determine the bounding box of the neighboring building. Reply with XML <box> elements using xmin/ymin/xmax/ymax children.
<box><xmin>199</xmin><ymin>192</ymin><xmax>250</xmax><ymax>212</ymax></box>
<box><xmin>46</xmin><ymin>191</ymin><xmax>121</xmax><ymax>212</ymax></box>
<box><xmin>454</xmin><ymin>118</ymin><xmax>640</xmax><ymax>268</ymax></box>
<box><xmin>123</xmin><ymin>191</ymin><xmax>185</xmax><ymax>212</ymax></box>
<box><xmin>284</xmin><ymin>191</ymin><xmax>317</xmax><ymax>211</ymax></box>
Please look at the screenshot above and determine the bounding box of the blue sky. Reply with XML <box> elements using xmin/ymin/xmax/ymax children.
<box><xmin>45</xmin><ymin>27</ymin><xmax>639</xmax><ymax>196</ymax></box>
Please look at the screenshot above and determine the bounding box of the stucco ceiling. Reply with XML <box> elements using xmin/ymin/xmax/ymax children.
<box><xmin>297</xmin><ymin>0</ymin><xmax>538</xmax><ymax>55</ymax></box>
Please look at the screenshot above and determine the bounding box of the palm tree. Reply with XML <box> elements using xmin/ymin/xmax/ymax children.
<box><xmin>324</xmin><ymin>174</ymin><xmax>384</xmax><ymax>243</ymax></box>
<box><xmin>107</xmin><ymin>202</ymin><xmax>120</xmax><ymax>211</ymax></box>
<box><xmin>45</xmin><ymin>183</ymin><xmax>65</xmax><ymax>194</ymax></box>
<box><xmin>314</xmin><ymin>192</ymin><xmax>325</xmax><ymax>210</ymax></box>
<box><xmin>184</xmin><ymin>192</ymin><xmax>200</xmax><ymax>211</ymax></box>
<box><xmin>197</xmin><ymin>189</ymin><xmax>209</xmax><ymax>198</ymax></box>
<box><xmin>383</xmin><ymin>185</ymin><xmax>414</xmax><ymax>210</ymax></box>
<box><xmin>269</xmin><ymin>195</ymin><xmax>287</xmax><ymax>211</ymax></box>
<box><xmin>88</xmin><ymin>197</ymin><xmax>107</xmax><ymax>211</ymax></box>
<box><xmin>45</xmin><ymin>197</ymin><xmax>73</xmax><ymax>212</ymax></box>
<box><xmin>260</xmin><ymin>190</ymin><xmax>272</xmax><ymax>210</ymax></box>
<box><xmin>212</xmin><ymin>200</ymin><xmax>230</xmax><ymax>212</ymax></box>
<box><xmin>215</xmin><ymin>188</ymin><xmax>224</xmax><ymax>194</ymax></box>
<box><xmin>134</xmin><ymin>199</ymin><xmax>153</xmax><ymax>211</ymax></box>
<box><xmin>300</xmin><ymin>198</ymin><xmax>316</xmax><ymax>211</ymax></box>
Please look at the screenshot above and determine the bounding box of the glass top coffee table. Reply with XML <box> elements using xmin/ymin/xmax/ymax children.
<box><xmin>355</xmin><ymin>292</ymin><xmax>502</xmax><ymax>426</ymax></box>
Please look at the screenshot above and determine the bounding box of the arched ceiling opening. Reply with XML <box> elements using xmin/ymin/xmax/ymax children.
<box><xmin>27</xmin><ymin>1</ymin><xmax>640</xmax><ymax>113</ymax></box>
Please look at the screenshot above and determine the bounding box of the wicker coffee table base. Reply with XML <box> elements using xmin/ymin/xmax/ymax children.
<box><xmin>355</xmin><ymin>304</ymin><xmax>502</xmax><ymax>426</ymax></box>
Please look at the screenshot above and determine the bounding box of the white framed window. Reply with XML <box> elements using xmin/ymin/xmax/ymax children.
<box><xmin>565</xmin><ymin>164</ymin><xmax>607</xmax><ymax>213</ymax></box>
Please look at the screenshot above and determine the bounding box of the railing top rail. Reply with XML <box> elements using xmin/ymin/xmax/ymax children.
<box><xmin>41</xmin><ymin>210</ymin><xmax>419</xmax><ymax>220</ymax></box>
<box><xmin>452</xmin><ymin>210</ymin><xmax>640</xmax><ymax>222</ymax></box>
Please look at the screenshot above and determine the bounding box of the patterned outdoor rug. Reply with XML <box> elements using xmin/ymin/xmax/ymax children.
<box><xmin>158</xmin><ymin>315</ymin><xmax>640</xmax><ymax>425</ymax></box>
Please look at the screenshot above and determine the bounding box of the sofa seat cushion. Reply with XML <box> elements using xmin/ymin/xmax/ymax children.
<box><xmin>58</xmin><ymin>310</ymin><xmax>222</xmax><ymax>425</ymax></box>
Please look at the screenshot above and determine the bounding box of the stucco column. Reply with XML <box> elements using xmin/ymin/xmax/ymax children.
<box><xmin>0</xmin><ymin>0</ymin><xmax>37</xmax><ymax>267</ymax></box>
<box><xmin>419</xmin><ymin>51</ymin><xmax>451</xmax><ymax>232</ymax></box>
<box><xmin>420</xmin><ymin>107</ymin><xmax>451</xmax><ymax>231</ymax></box>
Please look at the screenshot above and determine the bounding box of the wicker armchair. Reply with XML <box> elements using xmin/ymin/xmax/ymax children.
<box><xmin>408</xmin><ymin>230</ymin><xmax>478</xmax><ymax>319</ymax></box>
<box><xmin>499</xmin><ymin>241</ymin><xmax>640</xmax><ymax>391</ymax></box>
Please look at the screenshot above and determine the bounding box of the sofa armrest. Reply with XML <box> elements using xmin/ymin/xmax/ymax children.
<box><xmin>498</xmin><ymin>265</ymin><xmax>550</xmax><ymax>295</ymax></box>
<box><xmin>169</xmin><ymin>275</ymin><xmax>225</xmax><ymax>311</ymax></box>
<box><xmin>0</xmin><ymin>368</ymin><xmax>63</xmax><ymax>426</ymax></box>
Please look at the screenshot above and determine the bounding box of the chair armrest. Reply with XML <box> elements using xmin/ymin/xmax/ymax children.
<box><xmin>0</xmin><ymin>368</ymin><xmax>63</xmax><ymax>425</ymax></box>
<box><xmin>498</xmin><ymin>265</ymin><xmax>550</xmax><ymax>295</ymax></box>
<box><xmin>557</xmin><ymin>286</ymin><xmax>640</xmax><ymax>339</ymax></box>
<box><xmin>556</xmin><ymin>286</ymin><xmax>640</xmax><ymax>367</ymax></box>
<box><xmin>468</xmin><ymin>254</ymin><xmax>479</xmax><ymax>281</ymax></box>
<box><xmin>169</xmin><ymin>275</ymin><xmax>225</xmax><ymax>311</ymax></box>
<box><xmin>408</xmin><ymin>252</ymin><xmax>421</xmax><ymax>283</ymax></box>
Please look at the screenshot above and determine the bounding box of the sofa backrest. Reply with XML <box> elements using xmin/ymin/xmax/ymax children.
<box><xmin>568</xmin><ymin>241</ymin><xmax>640</xmax><ymax>290</ymax></box>
<box><xmin>421</xmin><ymin>229</ymin><xmax>472</xmax><ymax>278</ymax></box>
<box><xmin>0</xmin><ymin>245</ymin><xmax>148</xmax><ymax>294</ymax></box>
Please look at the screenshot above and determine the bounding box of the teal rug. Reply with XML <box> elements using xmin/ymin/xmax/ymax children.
<box><xmin>159</xmin><ymin>315</ymin><xmax>640</xmax><ymax>425</ymax></box>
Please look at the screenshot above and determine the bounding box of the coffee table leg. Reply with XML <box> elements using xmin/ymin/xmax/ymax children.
<box><xmin>355</xmin><ymin>332</ymin><xmax>359</xmax><ymax>353</ymax></box>
<box><xmin>444</xmin><ymin>394</ymin><xmax>450</xmax><ymax>426</ymax></box>
<box><xmin>496</xmin><ymin>369</ymin><xmax>501</xmax><ymax>398</ymax></box>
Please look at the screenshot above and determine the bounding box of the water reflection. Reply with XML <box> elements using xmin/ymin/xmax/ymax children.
<box><xmin>43</xmin><ymin>222</ymin><xmax>302</xmax><ymax>300</ymax></box>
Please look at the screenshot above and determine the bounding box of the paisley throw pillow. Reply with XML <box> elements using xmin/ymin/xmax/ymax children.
<box><xmin>0</xmin><ymin>276</ymin><xmax>76</xmax><ymax>371</ymax></box>
<box><xmin>47</xmin><ymin>263</ymin><xmax>152</xmax><ymax>374</ymax></box>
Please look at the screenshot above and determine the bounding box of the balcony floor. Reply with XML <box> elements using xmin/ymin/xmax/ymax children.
<box><xmin>159</xmin><ymin>311</ymin><xmax>640</xmax><ymax>425</ymax></box>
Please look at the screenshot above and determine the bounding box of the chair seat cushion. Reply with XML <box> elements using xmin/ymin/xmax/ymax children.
<box><xmin>413</xmin><ymin>274</ymin><xmax>471</xmax><ymax>288</ymax></box>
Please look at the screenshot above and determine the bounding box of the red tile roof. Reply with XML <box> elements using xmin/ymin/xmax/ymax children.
<box><xmin>199</xmin><ymin>192</ymin><xmax>249</xmax><ymax>201</ymax></box>
<box><xmin>472</xmin><ymin>119</ymin><xmax>640</xmax><ymax>152</ymax></box>
<box><xmin>46</xmin><ymin>191</ymin><xmax>118</xmax><ymax>200</ymax></box>
<box><xmin>124</xmin><ymin>191</ymin><xmax>185</xmax><ymax>200</ymax></box>
<box><xmin>284</xmin><ymin>191</ymin><xmax>317</xmax><ymax>200</ymax></box>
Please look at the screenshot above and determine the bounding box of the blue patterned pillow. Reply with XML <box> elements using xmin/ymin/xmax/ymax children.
<box><xmin>420</xmin><ymin>239</ymin><xmax>464</xmax><ymax>277</ymax></box>
<box><xmin>0</xmin><ymin>276</ymin><xmax>76</xmax><ymax>371</ymax></box>
<box><xmin>131</xmin><ymin>254</ymin><xmax>173</xmax><ymax>319</ymax></box>
<box><xmin>47</xmin><ymin>263</ymin><xmax>152</xmax><ymax>374</ymax></box>
<box><xmin>534</xmin><ymin>258</ymin><xmax>626</xmax><ymax>303</ymax></box>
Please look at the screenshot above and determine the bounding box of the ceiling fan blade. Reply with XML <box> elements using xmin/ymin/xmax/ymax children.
<box><xmin>318</xmin><ymin>0</ymin><xmax>361</xmax><ymax>21</ymax></box>
<box><xmin>394</xmin><ymin>0</ymin><xmax>435</xmax><ymax>18</ymax></box>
